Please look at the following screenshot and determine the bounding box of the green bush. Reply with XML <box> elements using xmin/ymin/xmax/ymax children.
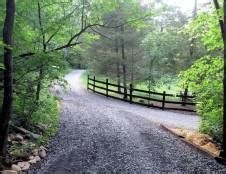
<box><xmin>12</xmin><ymin>89</ymin><xmax>60</xmax><ymax>145</ymax></box>
<box><xmin>179</xmin><ymin>56</ymin><xmax>223</xmax><ymax>142</ymax></box>
<box><xmin>31</xmin><ymin>92</ymin><xmax>60</xmax><ymax>145</ymax></box>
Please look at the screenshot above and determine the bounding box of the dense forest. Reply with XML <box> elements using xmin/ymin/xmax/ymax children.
<box><xmin>1</xmin><ymin>0</ymin><xmax>226</xmax><ymax>171</ymax></box>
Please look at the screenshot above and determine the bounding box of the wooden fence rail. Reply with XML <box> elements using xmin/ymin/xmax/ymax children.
<box><xmin>87</xmin><ymin>75</ymin><xmax>196</xmax><ymax>112</ymax></box>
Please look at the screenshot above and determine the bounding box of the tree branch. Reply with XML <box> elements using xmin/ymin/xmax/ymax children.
<box><xmin>90</xmin><ymin>27</ymin><xmax>112</xmax><ymax>40</ymax></box>
<box><xmin>16</xmin><ymin>14</ymin><xmax>151</xmax><ymax>58</ymax></box>
<box><xmin>41</xmin><ymin>6</ymin><xmax>80</xmax><ymax>45</ymax></box>
<box><xmin>41</xmin><ymin>1</ymin><xmax>71</xmax><ymax>9</ymax></box>
<box><xmin>50</xmin><ymin>42</ymin><xmax>82</xmax><ymax>51</ymax></box>
<box><xmin>46</xmin><ymin>27</ymin><xmax>62</xmax><ymax>44</ymax></box>
<box><xmin>18</xmin><ymin>52</ymin><xmax>35</xmax><ymax>57</ymax></box>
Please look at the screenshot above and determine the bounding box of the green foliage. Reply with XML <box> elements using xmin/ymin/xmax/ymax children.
<box><xmin>32</xmin><ymin>93</ymin><xmax>60</xmax><ymax>145</ymax></box>
<box><xmin>1</xmin><ymin>0</ymin><xmax>136</xmax><ymax>154</ymax></box>
<box><xmin>9</xmin><ymin>93</ymin><xmax>60</xmax><ymax>157</ymax></box>
<box><xmin>0</xmin><ymin>63</ymin><xmax>4</xmax><ymax>69</ymax></box>
<box><xmin>179</xmin><ymin>56</ymin><xmax>223</xmax><ymax>142</ymax></box>
<box><xmin>183</xmin><ymin>9</ymin><xmax>223</xmax><ymax>51</ymax></box>
<box><xmin>12</xmin><ymin>90</ymin><xmax>60</xmax><ymax>145</ymax></box>
<box><xmin>86</xmin><ymin>0</ymin><xmax>206</xmax><ymax>95</ymax></box>
<box><xmin>9</xmin><ymin>141</ymin><xmax>36</xmax><ymax>158</ymax></box>
<box><xmin>86</xmin><ymin>1</ymin><xmax>149</xmax><ymax>83</ymax></box>
<box><xmin>142</xmin><ymin>31</ymin><xmax>191</xmax><ymax>76</ymax></box>
<box><xmin>179</xmin><ymin>2</ymin><xmax>224</xmax><ymax>142</ymax></box>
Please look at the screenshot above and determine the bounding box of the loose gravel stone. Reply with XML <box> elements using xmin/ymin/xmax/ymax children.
<box><xmin>29</xmin><ymin>70</ymin><xmax>226</xmax><ymax>173</ymax></box>
<box><xmin>11</xmin><ymin>164</ymin><xmax>21</xmax><ymax>172</ymax></box>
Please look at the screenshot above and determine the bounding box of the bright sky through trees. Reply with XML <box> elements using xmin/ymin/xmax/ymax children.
<box><xmin>140</xmin><ymin>0</ymin><xmax>211</xmax><ymax>13</ymax></box>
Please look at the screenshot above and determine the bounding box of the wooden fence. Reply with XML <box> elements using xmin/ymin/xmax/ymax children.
<box><xmin>87</xmin><ymin>75</ymin><xmax>196</xmax><ymax>112</ymax></box>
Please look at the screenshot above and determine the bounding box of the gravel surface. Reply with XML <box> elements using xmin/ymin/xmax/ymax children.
<box><xmin>29</xmin><ymin>70</ymin><xmax>226</xmax><ymax>173</ymax></box>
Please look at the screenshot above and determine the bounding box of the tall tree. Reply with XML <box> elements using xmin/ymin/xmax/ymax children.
<box><xmin>212</xmin><ymin>0</ymin><xmax>226</xmax><ymax>158</ymax></box>
<box><xmin>190</xmin><ymin>0</ymin><xmax>198</xmax><ymax>60</ymax></box>
<box><xmin>36</xmin><ymin>1</ymin><xmax>46</xmax><ymax>101</ymax></box>
<box><xmin>0</xmin><ymin>0</ymin><xmax>15</xmax><ymax>161</ymax></box>
<box><xmin>223</xmin><ymin>0</ymin><xmax>226</xmax><ymax>158</ymax></box>
<box><xmin>120</xmin><ymin>25</ymin><xmax>127</xmax><ymax>99</ymax></box>
<box><xmin>115</xmin><ymin>28</ymin><xmax>121</xmax><ymax>92</ymax></box>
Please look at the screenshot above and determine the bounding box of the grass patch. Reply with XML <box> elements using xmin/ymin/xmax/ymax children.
<box><xmin>32</xmin><ymin>93</ymin><xmax>60</xmax><ymax>145</ymax></box>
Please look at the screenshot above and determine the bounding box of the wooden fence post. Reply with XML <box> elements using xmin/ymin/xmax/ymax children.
<box><xmin>182</xmin><ymin>88</ymin><xmax>188</xmax><ymax>106</ymax></box>
<box><xmin>87</xmin><ymin>75</ymin><xmax>89</xmax><ymax>90</ymax></box>
<box><xmin>129</xmin><ymin>84</ymin><xmax>133</xmax><ymax>104</ymax></box>
<box><xmin>123</xmin><ymin>86</ymin><xmax>128</xmax><ymax>100</ymax></box>
<box><xmin>106</xmin><ymin>79</ymin><xmax>109</xmax><ymax>97</ymax></box>
<box><xmin>93</xmin><ymin>76</ymin><xmax>95</xmax><ymax>92</ymax></box>
<box><xmin>148</xmin><ymin>88</ymin><xmax>151</xmax><ymax>107</ymax></box>
<box><xmin>162</xmin><ymin>91</ymin><xmax>166</xmax><ymax>110</ymax></box>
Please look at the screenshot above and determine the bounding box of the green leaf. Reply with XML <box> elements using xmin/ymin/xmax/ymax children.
<box><xmin>0</xmin><ymin>63</ymin><xmax>4</xmax><ymax>69</ymax></box>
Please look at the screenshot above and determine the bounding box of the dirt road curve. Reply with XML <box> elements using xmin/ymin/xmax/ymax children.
<box><xmin>29</xmin><ymin>70</ymin><xmax>226</xmax><ymax>173</ymax></box>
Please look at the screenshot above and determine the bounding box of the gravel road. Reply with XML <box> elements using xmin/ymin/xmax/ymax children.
<box><xmin>29</xmin><ymin>70</ymin><xmax>226</xmax><ymax>173</ymax></box>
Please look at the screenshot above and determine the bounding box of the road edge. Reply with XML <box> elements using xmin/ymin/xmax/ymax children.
<box><xmin>160</xmin><ymin>124</ymin><xmax>226</xmax><ymax>165</ymax></box>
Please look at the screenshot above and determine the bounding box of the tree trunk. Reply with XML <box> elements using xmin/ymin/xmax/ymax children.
<box><xmin>0</xmin><ymin>0</ymin><xmax>15</xmax><ymax>160</ymax></box>
<box><xmin>131</xmin><ymin>47</ymin><xmax>134</xmax><ymax>84</ymax></box>
<box><xmin>190</xmin><ymin>0</ymin><xmax>198</xmax><ymax>60</ymax></box>
<box><xmin>120</xmin><ymin>25</ymin><xmax>127</xmax><ymax>99</ymax></box>
<box><xmin>36</xmin><ymin>1</ymin><xmax>46</xmax><ymax>101</ymax></box>
<box><xmin>221</xmin><ymin>0</ymin><xmax>226</xmax><ymax>158</ymax></box>
<box><xmin>36</xmin><ymin>66</ymin><xmax>43</xmax><ymax>101</ymax></box>
<box><xmin>116</xmin><ymin>63</ymin><xmax>121</xmax><ymax>92</ymax></box>
<box><xmin>189</xmin><ymin>0</ymin><xmax>197</xmax><ymax>59</ymax></box>
<box><xmin>115</xmin><ymin>35</ymin><xmax>121</xmax><ymax>92</ymax></box>
<box><xmin>213</xmin><ymin>0</ymin><xmax>226</xmax><ymax>158</ymax></box>
<box><xmin>182</xmin><ymin>87</ymin><xmax>188</xmax><ymax>106</ymax></box>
